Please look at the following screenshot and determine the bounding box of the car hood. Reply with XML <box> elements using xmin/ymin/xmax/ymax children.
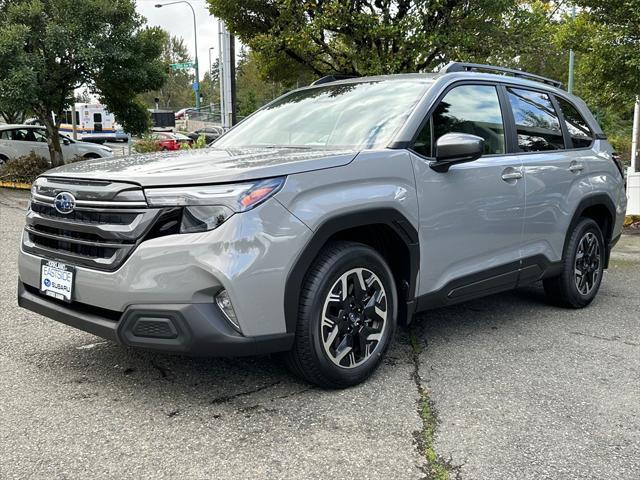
<box><xmin>42</xmin><ymin>146</ymin><xmax>358</xmax><ymax>186</ymax></box>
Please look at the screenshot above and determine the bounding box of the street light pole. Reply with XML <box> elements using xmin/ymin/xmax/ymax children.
<box><xmin>155</xmin><ymin>1</ymin><xmax>200</xmax><ymax>109</ymax></box>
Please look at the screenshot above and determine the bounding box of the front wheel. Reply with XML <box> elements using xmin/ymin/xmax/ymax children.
<box><xmin>543</xmin><ymin>218</ymin><xmax>605</xmax><ymax>308</ymax></box>
<box><xmin>285</xmin><ymin>241</ymin><xmax>397</xmax><ymax>388</ymax></box>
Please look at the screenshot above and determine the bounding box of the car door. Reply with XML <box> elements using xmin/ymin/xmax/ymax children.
<box><xmin>58</xmin><ymin>133</ymin><xmax>78</xmax><ymax>161</ymax></box>
<box><xmin>504</xmin><ymin>87</ymin><xmax>593</xmax><ymax>266</ymax></box>
<box><xmin>10</xmin><ymin>128</ymin><xmax>50</xmax><ymax>159</ymax></box>
<box><xmin>409</xmin><ymin>83</ymin><xmax>526</xmax><ymax>305</ymax></box>
<box><xmin>0</xmin><ymin>129</ymin><xmax>15</xmax><ymax>161</ymax></box>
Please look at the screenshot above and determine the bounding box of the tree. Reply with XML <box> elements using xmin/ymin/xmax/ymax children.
<box><xmin>0</xmin><ymin>0</ymin><xmax>166</xmax><ymax>166</ymax></box>
<box><xmin>139</xmin><ymin>33</ymin><xmax>197</xmax><ymax>110</ymax></box>
<box><xmin>207</xmin><ymin>0</ymin><xmax>543</xmax><ymax>81</ymax></box>
<box><xmin>558</xmin><ymin>1</ymin><xmax>640</xmax><ymax>109</ymax></box>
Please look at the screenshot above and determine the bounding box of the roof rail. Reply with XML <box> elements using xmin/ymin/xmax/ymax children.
<box><xmin>440</xmin><ymin>62</ymin><xmax>563</xmax><ymax>89</ymax></box>
<box><xmin>311</xmin><ymin>75</ymin><xmax>359</xmax><ymax>86</ymax></box>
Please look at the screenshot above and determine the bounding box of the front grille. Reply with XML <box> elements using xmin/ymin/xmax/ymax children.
<box><xmin>30</xmin><ymin>202</ymin><xmax>138</xmax><ymax>225</ymax></box>
<box><xmin>22</xmin><ymin>178</ymin><xmax>170</xmax><ymax>271</ymax></box>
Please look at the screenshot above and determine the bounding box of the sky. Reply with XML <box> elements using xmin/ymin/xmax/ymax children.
<box><xmin>136</xmin><ymin>0</ymin><xmax>222</xmax><ymax>80</ymax></box>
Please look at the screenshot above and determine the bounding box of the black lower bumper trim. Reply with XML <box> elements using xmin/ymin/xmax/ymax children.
<box><xmin>17</xmin><ymin>280</ymin><xmax>294</xmax><ymax>356</ymax></box>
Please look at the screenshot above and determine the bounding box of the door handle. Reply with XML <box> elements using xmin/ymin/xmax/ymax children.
<box><xmin>501</xmin><ymin>171</ymin><xmax>523</xmax><ymax>181</ymax></box>
<box><xmin>569</xmin><ymin>163</ymin><xmax>584</xmax><ymax>173</ymax></box>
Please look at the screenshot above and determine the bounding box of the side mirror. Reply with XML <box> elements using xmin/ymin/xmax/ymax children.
<box><xmin>62</xmin><ymin>138</ymin><xmax>71</xmax><ymax>146</ymax></box>
<box><xmin>430</xmin><ymin>133</ymin><xmax>485</xmax><ymax>173</ymax></box>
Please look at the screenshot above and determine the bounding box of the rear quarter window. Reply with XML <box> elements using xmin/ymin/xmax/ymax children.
<box><xmin>556</xmin><ymin>97</ymin><xmax>594</xmax><ymax>149</ymax></box>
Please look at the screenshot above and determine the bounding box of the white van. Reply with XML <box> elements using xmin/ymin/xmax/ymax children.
<box><xmin>59</xmin><ymin>104</ymin><xmax>126</xmax><ymax>143</ymax></box>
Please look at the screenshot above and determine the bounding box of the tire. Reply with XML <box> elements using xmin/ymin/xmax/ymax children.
<box><xmin>83</xmin><ymin>153</ymin><xmax>101</xmax><ymax>159</ymax></box>
<box><xmin>285</xmin><ymin>241</ymin><xmax>397</xmax><ymax>388</ymax></box>
<box><xmin>0</xmin><ymin>155</ymin><xmax>8</xmax><ymax>166</ymax></box>
<box><xmin>543</xmin><ymin>218</ymin><xmax>605</xmax><ymax>308</ymax></box>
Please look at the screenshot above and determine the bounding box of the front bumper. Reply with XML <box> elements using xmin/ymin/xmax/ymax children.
<box><xmin>18</xmin><ymin>281</ymin><xmax>293</xmax><ymax>356</ymax></box>
<box><xmin>19</xmin><ymin>199</ymin><xmax>313</xmax><ymax>337</ymax></box>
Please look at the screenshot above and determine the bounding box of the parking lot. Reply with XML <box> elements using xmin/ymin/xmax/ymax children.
<box><xmin>1</xmin><ymin>188</ymin><xmax>638</xmax><ymax>479</ymax></box>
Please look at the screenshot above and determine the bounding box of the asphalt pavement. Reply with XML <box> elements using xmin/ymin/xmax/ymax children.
<box><xmin>0</xmin><ymin>188</ymin><xmax>638</xmax><ymax>479</ymax></box>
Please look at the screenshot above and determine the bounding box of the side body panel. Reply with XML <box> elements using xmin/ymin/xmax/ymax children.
<box><xmin>410</xmin><ymin>152</ymin><xmax>526</xmax><ymax>297</ymax></box>
<box><xmin>584</xmin><ymin>140</ymin><xmax>627</xmax><ymax>240</ymax></box>
<box><xmin>274</xmin><ymin>149</ymin><xmax>420</xmax><ymax>326</ymax></box>
<box><xmin>274</xmin><ymin>150</ymin><xmax>420</xmax><ymax>234</ymax></box>
<box><xmin>520</xmin><ymin>148</ymin><xmax>594</xmax><ymax>262</ymax></box>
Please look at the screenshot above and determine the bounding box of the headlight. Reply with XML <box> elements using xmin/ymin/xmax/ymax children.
<box><xmin>145</xmin><ymin>177</ymin><xmax>285</xmax><ymax>233</ymax></box>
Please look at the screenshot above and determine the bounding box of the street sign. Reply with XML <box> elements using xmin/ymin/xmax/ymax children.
<box><xmin>170</xmin><ymin>62</ymin><xmax>195</xmax><ymax>71</ymax></box>
<box><xmin>192</xmin><ymin>82</ymin><xmax>199</xmax><ymax>91</ymax></box>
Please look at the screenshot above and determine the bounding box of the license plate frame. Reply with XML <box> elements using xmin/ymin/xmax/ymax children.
<box><xmin>40</xmin><ymin>259</ymin><xmax>76</xmax><ymax>303</ymax></box>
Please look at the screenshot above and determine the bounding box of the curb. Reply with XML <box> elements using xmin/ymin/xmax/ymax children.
<box><xmin>0</xmin><ymin>181</ymin><xmax>31</xmax><ymax>190</ymax></box>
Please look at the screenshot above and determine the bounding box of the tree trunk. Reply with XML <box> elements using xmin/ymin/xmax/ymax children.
<box><xmin>41</xmin><ymin>115</ymin><xmax>64</xmax><ymax>167</ymax></box>
<box><xmin>0</xmin><ymin>111</ymin><xmax>26</xmax><ymax>124</ymax></box>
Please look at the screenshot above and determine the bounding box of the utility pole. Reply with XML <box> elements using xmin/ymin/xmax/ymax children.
<box><xmin>568</xmin><ymin>5</ymin><xmax>576</xmax><ymax>94</ymax></box>
<box><xmin>218</xmin><ymin>21</ymin><xmax>236</xmax><ymax>129</ymax></box>
<box><xmin>71</xmin><ymin>103</ymin><xmax>77</xmax><ymax>140</ymax></box>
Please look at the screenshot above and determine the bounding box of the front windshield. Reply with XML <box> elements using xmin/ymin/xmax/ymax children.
<box><xmin>215</xmin><ymin>79</ymin><xmax>432</xmax><ymax>149</ymax></box>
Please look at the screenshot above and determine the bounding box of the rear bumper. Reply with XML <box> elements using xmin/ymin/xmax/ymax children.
<box><xmin>17</xmin><ymin>281</ymin><xmax>294</xmax><ymax>356</ymax></box>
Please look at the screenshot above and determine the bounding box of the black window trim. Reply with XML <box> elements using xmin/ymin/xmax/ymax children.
<box><xmin>502</xmin><ymin>84</ymin><xmax>569</xmax><ymax>154</ymax></box>
<box><xmin>408</xmin><ymin>79</ymin><xmax>509</xmax><ymax>160</ymax></box>
<box><xmin>407</xmin><ymin>79</ymin><xmax>598</xmax><ymax>159</ymax></box>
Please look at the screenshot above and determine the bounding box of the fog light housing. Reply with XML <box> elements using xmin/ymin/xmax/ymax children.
<box><xmin>215</xmin><ymin>289</ymin><xmax>240</xmax><ymax>332</ymax></box>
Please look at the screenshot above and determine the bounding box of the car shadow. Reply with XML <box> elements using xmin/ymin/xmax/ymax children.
<box><xmin>27</xmin><ymin>282</ymin><xmax>557</xmax><ymax>413</ymax></box>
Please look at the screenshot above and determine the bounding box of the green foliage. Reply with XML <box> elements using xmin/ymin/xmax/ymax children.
<box><xmin>133</xmin><ymin>134</ymin><xmax>162</xmax><ymax>154</ymax></box>
<box><xmin>236</xmin><ymin>49</ymin><xmax>291</xmax><ymax>117</ymax></box>
<box><xmin>0</xmin><ymin>0</ymin><xmax>166</xmax><ymax>166</ymax></box>
<box><xmin>208</xmin><ymin>0</ymin><xmax>537</xmax><ymax>80</ymax></box>
<box><xmin>558</xmin><ymin>1</ymin><xmax>640</xmax><ymax>110</ymax></box>
<box><xmin>0</xmin><ymin>152</ymin><xmax>50</xmax><ymax>183</ymax></box>
<box><xmin>139</xmin><ymin>33</ymin><xmax>197</xmax><ymax>110</ymax></box>
<box><xmin>180</xmin><ymin>134</ymin><xmax>208</xmax><ymax>150</ymax></box>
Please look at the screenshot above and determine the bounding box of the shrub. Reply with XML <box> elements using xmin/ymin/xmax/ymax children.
<box><xmin>133</xmin><ymin>133</ymin><xmax>162</xmax><ymax>153</ymax></box>
<box><xmin>180</xmin><ymin>134</ymin><xmax>208</xmax><ymax>150</ymax></box>
<box><xmin>0</xmin><ymin>152</ymin><xmax>50</xmax><ymax>183</ymax></box>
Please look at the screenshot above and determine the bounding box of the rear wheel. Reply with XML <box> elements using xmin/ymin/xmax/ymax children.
<box><xmin>0</xmin><ymin>154</ymin><xmax>8</xmax><ymax>166</ymax></box>
<box><xmin>543</xmin><ymin>218</ymin><xmax>605</xmax><ymax>308</ymax></box>
<box><xmin>285</xmin><ymin>241</ymin><xmax>397</xmax><ymax>388</ymax></box>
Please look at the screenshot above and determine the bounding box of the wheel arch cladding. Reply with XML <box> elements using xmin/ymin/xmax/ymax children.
<box><xmin>284</xmin><ymin>208</ymin><xmax>420</xmax><ymax>333</ymax></box>
<box><xmin>565</xmin><ymin>194</ymin><xmax>616</xmax><ymax>268</ymax></box>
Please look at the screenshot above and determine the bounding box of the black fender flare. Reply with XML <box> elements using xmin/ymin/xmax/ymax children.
<box><xmin>283</xmin><ymin>208</ymin><xmax>420</xmax><ymax>333</ymax></box>
<box><xmin>563</xmin><ymin>193</ymin><xmax>616</xmax><ymax>267</ymax></box>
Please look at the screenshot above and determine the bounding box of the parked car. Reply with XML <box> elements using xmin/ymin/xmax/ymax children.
<box><xmin>17</xmin><ymin>63</ymin><xmax>626</xmax><ymax>388</ymax></box>
<box><xmin>0</xmin><ymin>125</ymin><xmax>113</xmax><ymax>165</ymax></box>
<box><xmin>151</xmin><ymin>132</ymin><xmax>193</xmax><ymax>151</ymax></box>
<box><xmin>187</xmin><ymin>127</ymin><xmax>223</xmax><ymax>144</ymax></box>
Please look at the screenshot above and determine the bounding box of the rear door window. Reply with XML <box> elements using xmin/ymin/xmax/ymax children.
<box><xmin>556</xmin><ymin>97</ymin><xmax>593</xmax><ymax>148</ymax></box>
<box><xmin>506</xmin><ymin>87</ymin><xmax>565</xmax><ymax>152</ymax></box>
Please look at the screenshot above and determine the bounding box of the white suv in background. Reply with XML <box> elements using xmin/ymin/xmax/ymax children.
<box><xmin>0</xmin><ymin>125</ymin><xmax>113</xmax><ymax>165</ymax></box>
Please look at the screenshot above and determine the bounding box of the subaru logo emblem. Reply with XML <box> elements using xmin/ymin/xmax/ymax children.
<box><xmin>54</xmin><ymin>192</ymin><xmax>76</xmax><ymax>214</ymax></box>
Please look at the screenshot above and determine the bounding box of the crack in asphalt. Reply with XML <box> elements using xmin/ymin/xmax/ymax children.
<box><xmin>210</xmin><ymin>381</ymin><xmax>283</xmax><ymax>404</ymax></box>
<box><xmin>570</xmin><ymin>331</ymin><xmax>639</xmax><ymax>347</ymax></box>
<box><xmin>409</xmin><ymin>328</ymin><xmax>463</xmax><ymax>480</ymax></box>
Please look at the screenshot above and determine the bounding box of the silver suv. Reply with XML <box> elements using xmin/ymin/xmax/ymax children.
<box><xmin>17</xmin><ymin>63</ymin><xmax>627</xmax><ymax>387</ymax></box>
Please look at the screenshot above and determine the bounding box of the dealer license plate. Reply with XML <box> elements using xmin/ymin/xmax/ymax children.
<box><xmin>40</xmin><ymin>259</ymin><xmax>75</xmax><ymax>303</ymax></box>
